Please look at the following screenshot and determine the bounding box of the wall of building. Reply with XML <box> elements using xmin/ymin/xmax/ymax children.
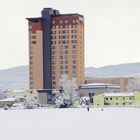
<box><xmin>93</xmin><ymin>95</ymin><xmax>104</xmax><ymax>107</ymax></box>
<box><xmin>78</xmin><ymin>87</ymin><xmax>120</xmax><ymax>97</ymax></box>
<box><xmin>86</xmin><ymin>77</ymin><xmax>135</xmax><ymax>92</ymax></box>
<box><xmin>93</xmin><ymin>92</ymin><xmax>140</xmax><ymax>107</ymax></box>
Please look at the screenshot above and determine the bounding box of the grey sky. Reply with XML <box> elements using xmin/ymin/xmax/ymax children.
<box><xmin>0</xmin><ymin>0</ymin><xmax>140</xmax><ymax>69</ymax></box>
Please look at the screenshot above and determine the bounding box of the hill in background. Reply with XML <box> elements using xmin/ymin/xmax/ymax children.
<box><xmin>0</xmin><ymin>62</ymin><xmax>140</xmax><ymax>90</ymax></box>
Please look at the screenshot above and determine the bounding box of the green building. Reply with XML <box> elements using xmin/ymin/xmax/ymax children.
<box><xmin>93</xmin><ymin>91</ymin><xmax>140</xmax><ymax>107</ymax></box>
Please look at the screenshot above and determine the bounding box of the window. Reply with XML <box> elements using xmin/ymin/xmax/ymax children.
<box><xmin>60</xmin><ymin>46</ymin><xmax>63</xmax><ymax>49</ymax></box>
<box><xmin>51</xmin><ymin>31</ymin><xmax>56</xmax><ymax>34</ymax></box>
<box><xmin>30</xmin><ymin>61</ymin><xmax>33</xmax><ymax>65</ymax></box>
<box><xmin>72</xmin><ymin>60</ymin><xmax>76</xmax><ymax>64</ymax></box>
<box><xmin>60</xmin><ymin>66</ymin><xmax>63</xmax><ymax>69</ymax></box>
<box><xmin>116</xmin><ymin>103</ymin><xmax>118</xmax><ymax>105</ymax></box>
<box><xmin>52</xmin><ymin>76</ymin><xmax>55</xmax><ymax>80</ymax></box>
<box><xmin>65</xmin><ymin>50</ymin><xmax>68</xmax><ymax>54</ymax></box>
<box><xmin>73</xmin><ymin>65</ymin><xmax>76</xmax><ymax>69</ymax></box>
<box><xmin>72</xmin><ymin>40</ymin><xmax>77</xmax><ymax>44</ymax></box>
<box><xmin>52</xmin><ymin>71</ymin><xmax>56</xmax><ymax>75</ymax></box>
<box><xmin>60</xmin><ymin>56</ymin><xmax>63</xmax><ymax>59</ymax></box>
<box><xmin>65</xmin><ymin>20</ymin><xmax>68</xmax><ymax>23</ymax></box>
<box><xmin>59</xmin><ymin>25</ymin><xmax>63</xmax><ymax>29</ymax></box>
<box><xmin>52</xmin><ymin>66</ymin><xmax>56</xmax><ymax>70</ymax></box>
<box><xmin>52</xmin><ymin>46</ymin><xmax>55</xmax><ymax>49</ymax></box>
<box><xmin>72</xmin><ymin>35</ymin><xmax>76</xmax><ymax>38</ymax></box>
<box><xmin>65</xmin><ymin>46</ymin><xmax>68</xmax><ymax>49</ymax></box>
<box><xmin>72</xmin><ymin>25</ymin><xmax>76</xmax><ymax>28</ymax></box>
<box><xmin>72</xmin><ymin>19</ymin><xmax>76</xmax><ymax>23</ymax></box>
<box><xmin>72</xmin><ymin>55</ymin><xmax>76</xmax><ymax>59</ymax></box>
<box><xmin>130</xmin><ymin>97</ymin><xmax>132</xmax><ymax>100</ymax></box>
<box><xmin>65</xmin><ymin>61</ymin><xmax>68</xmax><ymax>64</ymax></box>
<box><xmin>52</xmin><ymin>61</ymin><xmax>55</xmax><ymax>65</ymax></box>
<box><xmin>65</xmin><ymin>66</ymin><xmax>68</xmax><ymax>69</ymax></box>
<box><xmin>65</xmin><ymin>25</ymin><xmax>69</xmax><ymax>28</ymax></box>
<box><xmin>52</xmin><ymin>20</ymin><xmax>55</xmax><ymax>24</ymax></box>
<box><xmin>65</xmin><ymin>71</ymin><xmax>68</xmax><ymax>74</ymax></box>
<box><xmin>116</xmin><ymin>97</ymin><xmax>118</xmax><ymax>100</ymax></box>
<box><xmin>72</xmin><ymin>50</ymin><xmax>76</xmax><ymax>54</ymax></box>
<box><xmin>59</xmin><ymin>30</ymin><xmax>63</xmax><ymax>34</ymax></box>
<box><xmin>110</xmin><ymin>98</ymin><xmax>112</xmax><ymax>100</ymax></box>
<box><xmin>65</xmin><ymin>30</ymin><xmax>69</xmax><ymax>34</ymax></box>
<box><xmin>52</xmin><ymin>26</ymin><xmax>56</xmax><ymax>29</ymax></box>
<box><xmin>30</xmin><ymin>56</ymin><xmax>33</xmax><ymax>60</ymax></box>
<box><xmin>106</xmin><ymin>98</ymin><xmax>108</xmax><ymax>100</ymax></box>
<box><xmin>32</xmin><ymin>41</ymin><xmax>36</xmax><ymax>44</ymax></box>
<box><xmin>65</xmin><ymin>55</ymin><xmax>68</xmax><ymax>59</ymax></box>
<box><xmin>72</xmin><ymin>70</ymin><xmax>76</xmax><ymax>74</ymax></box>
<box><xmin>123</xmin><ymin>103</ymin><xmax>125</xmax><ymax>105</ymax></box>
<box><xmin>71</xmin><ymin>30</ymin><xmax>77</xmax><ymax>33</ymax></box>
<box><xmin>60</xmin><ymin>20</ymin><xmax>63</xmax><ymax>24</ymax></box>
<box><xmin>51</xmin><ymin>36</ymin><xmax>56</xmax><ymax>39</ymax></box>
<box><xmin>72</xmin><ymin>45</ymin><xmax>76</xmax><ymax>49</ymax></box>
<box><xmin>123</xmin><ymin>97</ymin><xmax>125</xmax><ymax>100</ymax></box>
<box><xmin>52</xmin><ymin>51</ymin><xmax>55</xmax><ymax>54</ymax></box>
<box><xmin>60</xmin><ymin>50</ymin><xmax>63</xmax><ymax>54</ymax></box>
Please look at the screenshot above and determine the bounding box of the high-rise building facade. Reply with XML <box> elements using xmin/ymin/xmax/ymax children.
<box><xmin>27</xmin><ymin>8</ymin><xmax>85</xmax><ymax>89</ymax></box>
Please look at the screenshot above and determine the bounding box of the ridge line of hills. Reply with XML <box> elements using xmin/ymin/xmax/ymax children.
<box><xmin>0</xmin><ymin>62</ymin><xmax>140</xmax><ymax>90</ymax></box>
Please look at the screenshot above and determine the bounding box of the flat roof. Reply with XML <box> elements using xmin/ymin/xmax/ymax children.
<box><xmin>104</xmin><ymin>92</ymin><xmax>134</xmax><ymax>97</ymax></box>
<box><xmin>80</xmin><ymin>83</ymin><xmax>120</xmax><ymax>89</ymax></box>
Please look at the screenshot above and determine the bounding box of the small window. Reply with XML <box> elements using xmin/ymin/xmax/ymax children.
<box><xmin>72</xmin><ymin>19</ymin><xmax>76</xmax><ymax>23</ymax></box>
<box><xmin>110</xmin><ymin>98</ymin><xmax>112</xmax><ymax>100</ymax></box>
<box><xmin>72</xmin><ymin>25</ymin><xmax>76</xmax><ymax>28</ymax></box>
<box><xmin>52</xmin><ymin>20</ymin><xmax>55</xmax><ymax>24</ymax></box>
<box><xmin>123</xmin><ymin>103</ymin><xmax>125</xmax><ymax>105</ymax></box>
<box><xmin>65</xmin><ymin>25</ymin><xmax>69</xmax><ymax>28</ymax></box>
<box><xmin>65</xmin><ymin>46</ymin><xmax>68</xmax><ymax>49</ymax></box>
<box><xmin>60</xmin><ymin>20</ymin><xmax>63</xmax><ymax>24</ymax></box>
<box><xmin>59</xmin><ymin>25</ymin><xmax>63</xmax><ymax>29</ymax></box>
<box><xmin>116</xmin><ymin>97</ymin><xmax>118</xmax><ymax>100</ymax></box>
<box><xmin>73</xmin><ymin>65</ymin><xmax>76</xmax><ymax>69</ymax></box>
<box><xmin>72</xmin><ymin>45</ymin><xmax>76</xmax><ymax>49</ymax></box>
<box><xmin>106</xmin><ymin>98</ymin><xmax>108</xmax><ymax>100</ymax></box>
<box><xmin>116</xmin><ymin>103</ymin><xmax>118</xmax><ymax>105</ymax></box>
<box><xmin>65</xmin><ymin>20</ymin><xmax>68</xmax><ymax>23</ymax></box>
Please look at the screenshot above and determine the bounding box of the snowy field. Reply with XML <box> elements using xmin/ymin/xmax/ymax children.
<box><xmin>0</xmin><ymin>108</ymin><xmax>140</xmax><ymax>140</ymax></box>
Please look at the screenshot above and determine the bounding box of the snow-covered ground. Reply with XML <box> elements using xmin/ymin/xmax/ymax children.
<box><xmin>0</xmin><ymin>107</ymin><xmax>140</xmax><ymax>140</ymax></box>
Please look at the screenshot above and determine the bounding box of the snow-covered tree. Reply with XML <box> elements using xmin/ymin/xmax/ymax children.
<box><xmin>55</xmin><ymin>74</ymin><xmax>78</xmax><ymax>108</ymax></box>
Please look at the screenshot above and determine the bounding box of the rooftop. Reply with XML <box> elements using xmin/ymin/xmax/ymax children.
<box><xmin>104</xmin><ymin>92</ymin><xmax>134</xmax><ymax>97</ymax></box>
<box><xmin>80</xmin><ymin>83</ymin><xmax>120</xmax><ymax>89</ymax></box>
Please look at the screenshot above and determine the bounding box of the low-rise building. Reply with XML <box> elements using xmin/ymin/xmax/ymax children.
<box><xmin>93</xmin><ymin>91</ymin><xmax>140</xmax><ymax>107</ymax></box>
<box><xmin>78</xmin><ymin>83</ymin><xmax>120</xmax><ymax>102</ymax></box>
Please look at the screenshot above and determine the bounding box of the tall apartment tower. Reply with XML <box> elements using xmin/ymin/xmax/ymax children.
<box><xmin>27</xmin><ymin>8</ymin><xmax>85</xmax><ymax>89</ymax></box>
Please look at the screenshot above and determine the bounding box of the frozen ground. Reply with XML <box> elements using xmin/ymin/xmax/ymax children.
<box><xmin>0</xmin><ymin>107</ymin><xmax>140</xmax><ymax>140</ymax></box>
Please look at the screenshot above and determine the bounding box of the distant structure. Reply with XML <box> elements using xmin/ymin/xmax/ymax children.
<box><xmin>85</xmin><ymin>77</ymin><xmax>138</xmax><ymax>92</ymax></box>
<box><xmin>78</xmin><ymin>83</ymin><xmax>120</xmax><ymax>103</ymax></box>
<box><xmin>93</xmin><ymin>91</ymin><xmax>140</xmax><ymax>107</ymax></box>
<box><xmin>26</xmin><ymin>8</ymin><xmax>85</xmax><ymax>89</ymax></box>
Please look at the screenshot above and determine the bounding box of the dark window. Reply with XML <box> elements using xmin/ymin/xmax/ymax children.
<box><xmin>32</xmin><ymin>41</ymin><xmax>36</xmax><ymax>44</ymax></box>
<box><xmin>110</xmin><ymin>98</ymin><xmax>112</xmax><ymax>100</ymax></box>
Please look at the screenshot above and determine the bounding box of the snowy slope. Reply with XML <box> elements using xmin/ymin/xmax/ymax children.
<box><xmin>0</xmin><ymin>108</ymin><xmax>140</xmax><ymax>140</ymax></box>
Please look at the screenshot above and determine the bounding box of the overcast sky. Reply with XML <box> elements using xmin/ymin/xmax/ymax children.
<box><xmin>0</xmin><ymin>0</ymin><xmax>140</xmax><ymax>69</ymax></box>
